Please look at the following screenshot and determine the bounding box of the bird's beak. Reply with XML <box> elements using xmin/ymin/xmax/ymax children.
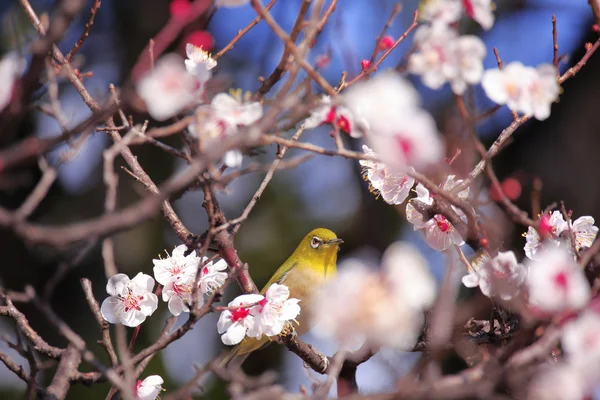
<box><xmin>326</xmin><ymin>238</ymin><xmax>344</xmax><ymax>245</ymax></box>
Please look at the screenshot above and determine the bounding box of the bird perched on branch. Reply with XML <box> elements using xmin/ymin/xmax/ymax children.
<box><xmin>220</xmin><ymin>228</ymin><xmax>342</xmax><ymax>368</ymax></box>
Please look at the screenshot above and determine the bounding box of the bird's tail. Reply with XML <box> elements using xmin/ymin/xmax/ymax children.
<box><xmin>218</xmin><ymin>336</ymin><xmax>270</xmax><ymax>369</ymax></box>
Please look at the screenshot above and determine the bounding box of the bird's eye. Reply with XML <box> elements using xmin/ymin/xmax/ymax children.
<box><xmin>311</xmin><ymin>237</ymin><xmax>322</xmax><ymax>249</ymax></box>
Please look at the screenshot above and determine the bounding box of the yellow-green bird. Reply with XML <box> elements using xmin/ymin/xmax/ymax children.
<box><xmin>220</xmin><ymin>228</ymin><xmax>342</xmax><ymax>367</ymax></box>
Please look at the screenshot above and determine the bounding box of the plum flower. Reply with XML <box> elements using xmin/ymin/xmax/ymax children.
<box><xmin>359</xmin><ymin>145</ymin><xmax>416</xmax><ymax>205</ymax></box>
<box><xmin>419</xmin><ymin>0</ymin><xmax>494</xmax><ymax>30</ymax></box>
<box><xmin>408</xmin><ymin>24</ymin><xmax>486</xmax><ymax>95</ymax></box>
<box><xmin>304</xmin><ymin>95</ymin><xmax>368</xmax><ymax>138</ymax></box>
<box><xmin>191</xmin><ymin>90</ymin><xmax>263</xmax><ymax>168</ymax></box>
<box><xmin>101</xmin><ymin>273</ymin><xmax>158</xmax><ymax>328</ymax></box>
<box><xmin>161</xmin><ymin>274</ymin><xmax>196</xmax><ymax>316</ymax></box>
<box><xmin>212</xmin><ymin>90</ymin><xmax>263</xmax><ymax>126</ymax></box>
<box><xmin>312</xmin><ymin>242</ymin><xmax>436</xmax><ymax>349</ymax></box>
<box><xmin>137</xmin><ymin>54</ymin><xmax>196</xmax><ymax>121</ymax></box>
<box><xmin>525</xmin><ymin>213</ymin><xmax>598</xmax><ymax>259</ymax></box>
<box><xmin>185</xmin><ymin>43</ymin><xmax>216</xmax><ymax>77</ymax></box>
<box><xmin>152</xmin><ymin>244</ymin><xmax>199</xmax><ymax>285</ymax></box>
<box><xmin>135</xmin><ymin>375</ymin><xmax>164</xmax><ymax>400</ymax></box>
<box><xmin>482</xmin><ymin>62</ymin><xmax>560</xmax><ymax>120</ymax></box>
<box><xmin>526</xmin><ymin>246</ymin><xmax>591</xmax><ymax>314</ymax></box>
<box><xmin>199</xmin><ymin>258</ymin><xmax>228</xmax><ymax>294</ymax></box>
<box><xmin>461</xmin><ymin>251</ymin><xmax>527</xmax><ymax>300</ymax></box>
<box><xmin>344</xmin><ymin>71</ymin><xmax>444</xmax><ymax>170</ymax></box>
<box><xmin>406</xmin><ymin>183</ymin><xmax>434</xmax><ymax>229</ymax></box>
<box><xmin>569</xmin><ymin>216</ymin><xmax>599</xmax><ymax>252</ymax></box>
<box><xmin>217</xmin><ymin>294</ymin><xmax>264</xmax><ymax>345</ymax></box>
<box><xmin>251</xmin><ymin>283</ymin><xmax>301</xmax><ymax>337</ymax></box>
<box><xmin>406</xmin><ymin>176</ymin><xmax>469</xmax><ymax>251</ymax></box>
<box><xmin>184</xmin><ymin>43</ymin><xmax>216</xmax><ymax>100</ymax></box>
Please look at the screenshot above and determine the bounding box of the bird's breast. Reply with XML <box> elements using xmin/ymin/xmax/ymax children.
<box><xmin>285</xmin><ymin>264</ymin><xmax>334</xmax><ymax>336</ymax></box>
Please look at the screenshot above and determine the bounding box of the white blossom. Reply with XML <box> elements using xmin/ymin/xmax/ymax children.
<box><xmin>526</xmin><ymin>246</ymin><xmax>590</xmax><ymax>314</ymax></box>
<box><xmin>344</xmin><ymin>71</ymin><xmax>444</xmax><ymax>170</ymax></box>
<box><xmin>406</xmin><ymin>183</ymin><xmax>434</xmax><ymax>229</ymax></box>
<box><xmin>406</xmin><ymin>176</ymin><xmax>469</xmax><ymax>251</ymax></box>
<box><xmin>523</xmin><ymin>211</ymin><xmax>581</xmax><ymax>260</ymax></box>
<box><xmin>217</xmin><ymin>294</ymin><xmax>264</xmax><ymax>345</ymax></box>
<box><xmin>153</xmin><ymin>246</ymin><xmax>228</xmax><ymax>316</ymax></box>
<box><xmin>408</xmin><ymin>24</ymin><xmax>486</xmax><ymax>95</ymax></box>
<box><xmin>419</xmin><ymin>0</ymin><xmax>494</xmax><ymax>30</ymax></box>
<box><xmin>482</xmin><ymin>62</ymin><xmax>560</xmax><ymax>120</ymax></box>
<box><xmin>212</xmin><ymin>91</ymin><xmax>263</xmax><ymax>126</ymax></box>
<box><xmin>359</xmin><ymin>145</ymin><xmax>415</xmax><ymax>205</ymax></box>
<box><xmin>461</xmin><ymin>251</ymin><xmax>527</xmax><ymax>300</ymax></box>
<box><xmin>250</xmin><ymin>283</ymin><xmax>301</xmax><ymax>337</ymax></box>
<box><xmin>191</xmin><ymin>91</ymin><xmax>263</xmax><ymax>168</ymax></box>
<box><xmin>312</xmin><ymin>242</ymin><xmax>436</xmax><ymax>349</ymax></box>
<box><xmin>161</xmin><ymin>274</ymin><xmax>195</xmax><ymax>316</ymax></box>
<box><xmin>137</xmin><ymin>54</ymin><xmax>196</xmax><ymax>121</ymax></box>
<box><xmin>570</xmin><ymin>216</ymin><xmax>599</xmax><ymax>252</ymax></box>
<box><xmin>152</xmin><ymin>244</ymin><xmax>199</xmax><ymax>285</ymax></box>
<box><xmin>0</xmin><ymin>53</ymin><xmax>24</xmax><ymax>112</ymax></box>
<box><xmin>304</xmin><ymin>95</ymin><xmax>368</xmax><ymax>138</ymax></box>
<box><xmin>199</xmin><ymin>258</ymin><xmax>228</xmax><ymax>295</ymax></box>
<box><xmin>100</xmin><ymin>273</ymin><xmax>158</xmax><ymax>328</ymax></box>
<box><xmin>185</xmin><ymin>43</ymin><xmax>217</xmax><ymax>77</ymax></box>
<box><xmin>135</xmin><ymin>375</ymin><xmax>164</xmax><ymax>400</ymax></box>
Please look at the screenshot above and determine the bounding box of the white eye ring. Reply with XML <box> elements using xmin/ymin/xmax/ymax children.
<box><xmin>311</xmin><ymin>237</ymin><xmax>322</xmax><ymax>249</ymax></box>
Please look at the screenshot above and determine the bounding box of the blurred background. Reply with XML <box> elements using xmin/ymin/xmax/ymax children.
<box><xmin>0</xmin><ymin>0</ymin><xmax>597</xmax><ymax>398</ymax></box>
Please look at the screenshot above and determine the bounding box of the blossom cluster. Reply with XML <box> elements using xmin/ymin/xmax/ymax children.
<box><xmin>310</xmin><ymin>242</ymin><xmax>436</xmax><ymax>349</ymax></box>
<box><xmin>408</xmin><ymin>0</ymin><xmax>493</xmax><ymax>94</ymax></box>
<box><xmin>482</xmin><ymin>62</ymin><xmax>561</xmax><ymax>120</ymax></box>
<box><xmin>306</xmin><ymin>72</ymin><xmax>444</xmax><ymax>172</ymax></box>
<box><xmin>101</xmin><ymin>244</ymin><xmax>227</xmax><ymax>327</ymax></box>
<box><xmin>461</xmin><ymin>211</ymin><xmax>597</xmax><ymax>314</ymax></box>
<box><xmin>524</xmin><ymin>210</ymin><xmax>598</xmax><ymax>260</ymax></box>
<box><xmin>136</xmin><ymin>43</ymin><xmax>263</xmax><ymax>168</ymax></box>
<box><xmin>217</xmin><ymin>283</ymin><xmax>301</xmax><ymax>345</ymax></box>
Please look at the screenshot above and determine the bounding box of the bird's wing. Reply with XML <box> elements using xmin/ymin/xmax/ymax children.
<box><xmin>260</xmin><ymin>259</ymin><xmax>297</xmax><ymax>293</ymax></box>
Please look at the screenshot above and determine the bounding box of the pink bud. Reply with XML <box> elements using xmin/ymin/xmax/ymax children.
<box><xmin>184</xmin><ymin>31</ymin><xmax>215</xmax><ymax>52</ymax></box>
<box><xmin>360</xmin><ymin>59</ymin><xmax>371</xmax><ymax>71</ymax></box>
<box><xmin>378</xmin><ymin>36</ymin><xmax>395</xmax><ymax>51</ymax></box>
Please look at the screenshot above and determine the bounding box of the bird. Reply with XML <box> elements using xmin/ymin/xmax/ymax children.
<box><xmin>220</xmin><ymin>228</ymin><xmax>343</xmax><ymax>368</ymax></box>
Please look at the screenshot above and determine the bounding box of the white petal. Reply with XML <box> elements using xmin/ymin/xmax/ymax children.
<box><xmin>217</xmin><ymin>311</ymin><xmax>233</xmax><ymax>334</ymax></box>
<box><xmin>168</xmin><ymin>297</ymin><xmax>187</xmax><ymax>316</ymax></box>
<box><xmin>265</xmin><ymin>283</ymin><xmax>290</xmax><ymax>302</ymax></box>
<box><xmin>280</xmin><ymin>299</ymin><xmax>301</xmax><ymax>321</ymax></box>
<box><xmin>132</xmin><ymin>273</ymin><xmax>155</xmax><ymax>293</ymax></box>
<box><xmin>461</xmin><ymin>273</ymin><xmax>480</xmax><ymax>288</ymax></box>
<box><xmin>106</xmin><ymin>274</ymin><xmax>129</xmax><ymax>297</ymax></box>
<box><xmin>139</xmin><ymin>293</ymin><xmax>158</xmax><ymax>316</ymax></box>
<box><xmin>100</xmin><ymin>297</ymin><xmax>120</xmax><ymax>324</ymax></box>
<box><xmin>221</xmin><ymin>323</ymin><xmax>247</xmax><ymax>345</ymax></box>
